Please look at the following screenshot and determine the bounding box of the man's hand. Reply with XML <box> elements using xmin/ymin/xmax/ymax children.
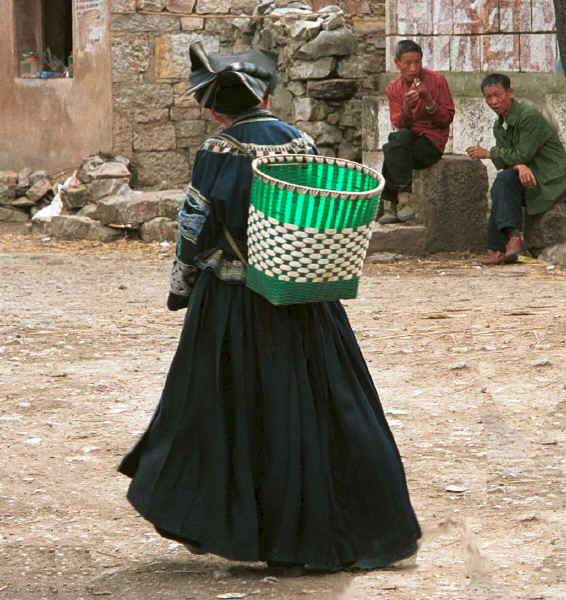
<box><xmin>402</xmin><ymin>87</ymin><xmax>420</xmax><ymax>113</ymax></box>
<box><xmin>466</xmin><ymin>145</ymin><xmax>490</xmax><ymax>160</ymax></box>
<box><xmin>513</xmin><ymin>164</ymin><xmax>537</xmax><ymax>188</ymax></box>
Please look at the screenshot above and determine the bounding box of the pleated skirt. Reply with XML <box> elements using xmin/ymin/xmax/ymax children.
<box><xmin>118</xmin><ymin>270</ymin><xmax>420</xmax><ymax>570</ymax></box>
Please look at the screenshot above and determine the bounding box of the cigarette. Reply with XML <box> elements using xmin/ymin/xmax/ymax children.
<box><xmin>414</xmin><ymin>79</ymin><xmax>422</xmax><ymax>88</ymax></box>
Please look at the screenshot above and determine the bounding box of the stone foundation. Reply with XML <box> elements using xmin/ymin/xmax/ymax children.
<box><xmin>364</xmin><ymin>153</ymin><xmax>489</xmax><ymax>254</ymax></box>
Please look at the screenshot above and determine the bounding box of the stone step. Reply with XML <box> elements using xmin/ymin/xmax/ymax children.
<box><xmin>368</xmin><ymin>223</ymin><xmax>426</xmax><ymax>256</ymax></box>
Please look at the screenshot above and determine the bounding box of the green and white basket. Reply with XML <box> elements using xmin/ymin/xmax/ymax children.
<box><xmin>247</xmin><ymin>154</ymin><xmax>384</xmax><ymax>305</ymax></box>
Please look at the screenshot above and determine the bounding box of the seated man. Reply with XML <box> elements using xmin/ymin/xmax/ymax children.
<box><xmin>466</xmin><ymin>73</ymin><xmax>566</xmax><ymax>265</ymax></box>
<box><xmin>379</xmin><ymin>39</ymin><xmax>455</xmax><ymax>224</ymax></box>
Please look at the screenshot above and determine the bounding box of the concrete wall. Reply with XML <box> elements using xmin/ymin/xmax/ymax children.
<box><xmin>0</xmin><ymin>0</ymin><xmax>113</xmax><ymax>174</ymax></box>
<box><xmin>386</xmin><ymin>0</ymin><xmax>559</xmax><ymax>73</ymax></box>
<box><xmin>363</xmin><ymin>1</ymin><xmax>566</xmax><ymax>182</ymax></box>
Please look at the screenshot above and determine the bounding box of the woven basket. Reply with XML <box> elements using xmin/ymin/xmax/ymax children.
<box><xmin>247</xmin><ymin>154</ymin><xmax>384</xmax><ymax>305</ymax></box>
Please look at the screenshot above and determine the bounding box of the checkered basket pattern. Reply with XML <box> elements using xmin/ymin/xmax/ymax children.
<box><xmin>247</xmin><ymin>154</ymin><xmax>384</xmax><ymax>305</ymax></box>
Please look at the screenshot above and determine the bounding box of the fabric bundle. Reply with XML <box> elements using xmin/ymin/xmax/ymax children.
<box><xmin>185</xmin><ymin>41</ymin><xmax>279</xmax><ymax>114</ymax></box>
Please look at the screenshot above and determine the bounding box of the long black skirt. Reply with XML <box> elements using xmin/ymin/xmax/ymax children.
<box><xmin>118</xmin><ymin>271</ymin><xmax>421</xmax><ymax>570</ymax></box>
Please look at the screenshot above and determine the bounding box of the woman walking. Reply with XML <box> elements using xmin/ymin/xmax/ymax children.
<box><xmin>118</xmin><ymin>41</ymin><xmax>421</xmax><ymax>575</ymax></box>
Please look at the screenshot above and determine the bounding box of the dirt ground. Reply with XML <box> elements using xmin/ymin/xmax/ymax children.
<box><xmin>1</xmin><ymin>233</ymin><xmax>565</xmax><ymax>600</ymax></box>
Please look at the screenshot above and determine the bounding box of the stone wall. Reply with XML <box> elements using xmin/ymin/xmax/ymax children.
<box><xmin>110</xmin><ymin>0</ymin><xmax>386</xmax><ymax>189</ymax></box>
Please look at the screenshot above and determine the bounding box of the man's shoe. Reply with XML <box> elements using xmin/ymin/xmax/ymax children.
<box><xmin>504</xmin><ymin>236</ymin><xmax>522</xmax><ymax>263</ymax></box>
<box><xmin>397</xmin><ymin>204</ymin><xmax>416</xmax><ymax>222</ymax></box>
<box><xmin>378</xmin><ymin>211</ymin><xmax>402</xmax><ymax>225</ymax></box>
<box><xmin>480</xmin><ymin>250</ymin><xmax>506</xmax><ymax>265</ymax></box>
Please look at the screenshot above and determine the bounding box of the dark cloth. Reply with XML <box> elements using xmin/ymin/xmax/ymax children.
<box><xmin>185</xmin><ymin>41</ymin><xmax>278</xmax><ymax>115</ymax></box>
<box><xmin>385</xmin><ymin>67</ymin><xmax>455</xmax><ymax>154</ymax></box>
<box><xmin>486</xmin><ymin>169</ymin><xmax>524</xmax><ymax>252</ymax></box>
<box><xmin>118</xmin><ymin>110</ymin><xmax>421</xmax><ymax>571</ymax></box>
<box><xmin>489</xmin><ymin>99</ymin><xmax>566</xmax><ymax>215</ymax></box>
<box><xmin>381</xmin><ymin>128</ymin><xmax>442</xmax><ymax>202</ymax></box>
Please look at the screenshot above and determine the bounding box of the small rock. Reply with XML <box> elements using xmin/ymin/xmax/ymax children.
<box><xmin>531</xmin><ymin>359</ymin><xmax>551</xmax><ymax>367</ymax></box>
<box><xmin>445</xmin><ymin>485</ymin><xmax>467</xmax><ymax>493</ymax></box>
<box><xmin>448</xmin><ymin>362</ymin><xmax>468</xmax><ymax>370</ymax></box>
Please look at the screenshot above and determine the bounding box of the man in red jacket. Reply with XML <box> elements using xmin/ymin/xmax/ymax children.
<box><xmin>379</xmin><ymin>40</ymin><xmax>455</xmax><ymax>224</ymax></box>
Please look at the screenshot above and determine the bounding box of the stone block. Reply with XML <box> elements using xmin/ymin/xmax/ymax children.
<box><xmin>0</xmin><ymin>206</ymin><xmax>29</xmax><ymax>222</ymax></box>
<box><xmin>113</xmin><ymin>83</ymin><xmax>174</xmax><ymax>110</ymax></box>
<box><xmin>112</xmin><ymin>0</ymin><xmax>136</xmax><ymax>12</ymax></box>
<box><xmin>539</xmin><ymin>242</ymin><xmax>566</xmax><ymax>267</ymax></box>
<box><xmin>61</xmin><ymin>185</ymin><xmax>92</xmax><ymax>210</ymax></box>
<box><xmin>134</xmin><ymin>122</ymin><xmax>177</xmax><ymax>151</ymax></box>
<box><xmin>29</xmin><ymin>170</ymin><xmax>49</xmax><ymax>186</ymax></box>
<box><xmin>196</xmin><ymin>0</ymin><xmax>230</xmax><ymax>13</ymax></box>
<box><xmin>113</xmin><ymin>110</ymin><xmax>133</xmax><ymax>158</ymax></box>
<box><xmin>368</xmin><ymin>223</ymin><xmax>427</xmax><ymax>256</ymax></box>
<box><xmin>288</xmin><ymin>58</ymin><xmax>334</xmax><ymax>80</ymax></box>
<box><xmin>27</xmin><ymin>178</ymin><xmax>53</xmax><ymax>203</ymax></box>
<box><xmin>93</xmin><ymin>162</ymin><xmax>132</xmax><ymax>179</ymax></box>
<box><xmin>524</xmin><ymin>201</ymin><xmax>566</xmax><ymax>253</ymax></box>
<box><xmin>94</xmin><ymin>192</ymin><xmax>162</xmax><ymax>226</ymax></box>
<box><xmin>112</xmin><ymin>13</ymin><xmax>179</xmax><ymax>33</ymax></box>
<box><xmin>0</xmin><ymin>171</ymin><xmax>18</xmax><ymax>185</ymax></box>
<box><xmin>410</xmin><ymin>154</ymin><xmax>488</xmax><ymax>253</ymax></box>
<box><xmin>77</xmin><ymin>204</ymin><xmax>98</xmax><ymax>218</ymax></box>
<box><xmin>139</xmin><ymin>217</ymin><xmax>178</xmax><ymax>242</ymax></box>
<box><xmin>171</xmin><ymin>106</ymin><xmax>201</xmax><ymax>121</ymax></box>
<box><xmin>11</xmin><ymin>197</ymin><xmax>36</xmax><ymax>208</ymax></box>
<box><xmin>296</xmin><ymin>29</ymin><xmax>356</xmax><ymax>59</ymax></box>
<box><xmin>112</xmin><ymin>35</ymin><xmax>151</xmax><ymax>83</ymax></box>
<box><xmin>137</xmin><ymin>0</ymin><xmax>166</xmax><ymax>9</ymax></box>
<box><xmin>351</xmin><ymin>17</ymin><xmax>385</xmax><ymax>35</ymax></box>
<box><xmin>0</xmin><ymin>184</ymin><xmax>16</xmax><ymax>204</ymax></box>
<box><xmin>307</xmin><ymin>79</ymin><xmax>358</xmax><ymax>101</ymax></box>
<box><xmin>48</xmin><ymin>216</ymin><xmax>123</xmax><ymax>242</ymax></box>
<box><xmin>88</xmin><ymin>178</ymin><xmax>132</xmax><ymax>201</ymax></box>
<box><xmin>158</xmin><ymin>189</ymin><xmax>185</xmax><ymax>219</ymax></box>
<box><xmin>135</xmin><ymin>109</ymin><xmax>170</xmax><ymax>123</ymax></box>
<box><xmin>133</xmin><ymin>151</ymin><xmax>190</xmax><ymax>188</ymax></box>
<box><xmin>168</xmin><ymin>0</ymin><xmax>196</xmax><ymax>12</ymax></box>
<box><xmin>174</xmin><ymin>120</ymin><xmax>206</xmax><ymax>138</ymax></box>
<box><xmin>181</xmin><ymin>16</ymin><xmax>205</xmax><ymax>30</ymax></box>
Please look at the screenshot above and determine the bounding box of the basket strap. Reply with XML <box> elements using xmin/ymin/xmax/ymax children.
<box><xmin>217</xmin><ymin>132</ymin><xmax>250</xmax><ymax>155</ymax></box>
<box><xmin>223</xmin><ymin>225</ymin><xmax>248</xmax><ymax>267</ymax></box>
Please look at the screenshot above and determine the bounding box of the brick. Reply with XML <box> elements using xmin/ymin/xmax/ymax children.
<box><xmin>532</xmin><ymin>0</ymin><xmax>555</xmax><ymax>31</ymax></box>
<box><xmin>454</xmin><ymin>0</ymin><xmax>498</xmax><ymax>34</ymax></box>
<box><xmin>481</xmin><ymin>34</ymin><xmax>520</xmax><ymax>71</ymax></box>
<box><xmin>433</xmin><ymin>0</ymin><xmax>453</xmax><ymax>35</ymax></box>
<box><xmin>499</xmin><ymin>0</ymin><xmax>531</xmax><ymax>32</ymax></box>
<box><xmin>398</xmin><ymin>0</ymin><xmax>432</xmax><ymax>35</ymax></box>
<box><xmin>520</xmin><ymin>34</ymin><xmax>557</xmax><ymax>72</ymax></box>
<box><xmin>451</xmin><ymin>35</ymin><xmax>481</xmax><ymax>71</ymax></box>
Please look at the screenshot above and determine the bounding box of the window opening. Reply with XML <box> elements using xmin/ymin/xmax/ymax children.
<box><xmin>15</xmin><ymin>0</ymin><xmax>73</xmax><ymax>79</ymax></box>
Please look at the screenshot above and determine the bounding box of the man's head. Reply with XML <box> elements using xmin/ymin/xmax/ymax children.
<box><xmin>394</xmin><ymin>40</ymin><xmax>423</xmax><ymax>84</ymax></box>
<box><xmin>480</xmin><ymin>73</ymin><xmax>514</xmax><ymax>119</ymax></box>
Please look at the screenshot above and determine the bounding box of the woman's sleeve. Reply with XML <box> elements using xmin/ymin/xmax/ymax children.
<box><xmin>166</xmin><ymin>150</ymin><xmax>222</xmax><ymax>311</ymax></box>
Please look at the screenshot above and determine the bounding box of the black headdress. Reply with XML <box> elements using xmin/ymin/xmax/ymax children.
<box><xmin>185</xmin><ymin>41</ymin><xmax>279</xmax><ymax>115</ymax></box>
